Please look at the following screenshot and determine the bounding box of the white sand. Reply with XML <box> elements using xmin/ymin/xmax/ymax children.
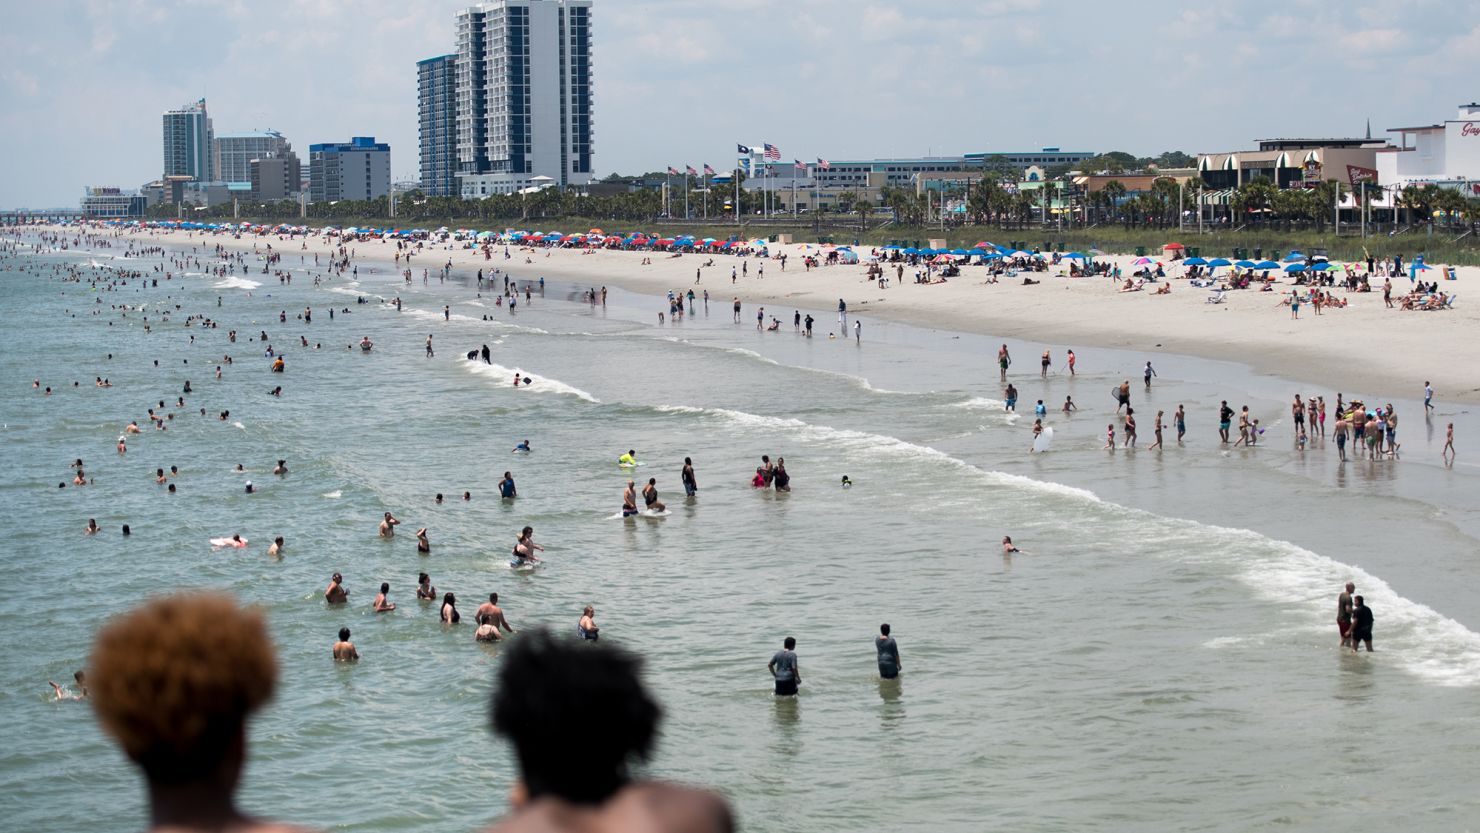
<box><xmin>87</xmin><ymin>226</ymin><xmax>1480</xmax><ymax>403</ymax></box>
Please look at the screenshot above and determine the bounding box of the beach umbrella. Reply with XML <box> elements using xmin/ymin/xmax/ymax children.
<box><xmin>1309</xmin><ymin>262</ymin><xmax>1332</xmax><ymax>271</ymax></box>
<box><xmin>1163</xmin><ymin>242</ymin><xmax>1186</xmax><ymax>249</ymax></box>
<box><xmin>1207</xmin><ymin>258</ymin><xmax>1232</xmax><ymax>268</ymax></box>
<box><xmin>973</xmin><ymin>241</ymin><xmax>996</xmax><ymax>250</ymax></box>
<box><xmin>951</xmin><ymin>248</ymin><xmax>970</xmax><ymax>256</ymax></box>
<box><xmin>1234</xmin><ymin>260</ymin><xmax>1256</xmax><ymax>269</ymax></box>
<box><xmin>1282</xmin><ymin>251</ymin><xmax>1305</xmax><ymax>262</ymax></box>
<box><xmin>1183</xmin><ymin>257</ymin><xmax>1208</xmax><ymax>266</ymax></box>
<box><xmin>902</xmin><ymin>247</ymin><xmax>919</xmax><ymax>255</ymax></box>
<box><xmin>589</xmin><ymin>228</ymin><xmax>604</xmax><ymax>234</ymax></box>
<box><xmin>1254</xmin><ymin>260</ymin><xmax>1281</xmax><ymax>270</ymax></box>
<box><xmin>1284</xmin><ymin>263</ymin><xmax>1306</xmax><ymax>273</ymax></box>
<box><xmin>931</xmin><ymin>254</ymin><xmax>954</xmax><ymax>264</ymax></box>
<box><xmin>881</xmin><ymin>244</ymin><xmax>901</xmax><ymax>250</ymax></box>
<box><xmin>1063</xmin><ymin>252</ymin><xmax>1088</xmax><ymax>260</ymax></box>
<box><xmin>1132</xmin><ymin>256</ymin><xmax>1153</xmax><ymax>265</ymax></box>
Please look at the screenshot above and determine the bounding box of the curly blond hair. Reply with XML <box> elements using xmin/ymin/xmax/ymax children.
<box><xmin>89</xmin><ymin>593</ymin><xmax>277</xmax><ymax>782</ymax></box>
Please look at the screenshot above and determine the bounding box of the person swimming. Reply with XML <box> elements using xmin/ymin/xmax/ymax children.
<box><xmin>1002</xmin><ymin>536</ymin><xmax>1020</xmax><ymax>554</ymax></box>
<box><xmin>513</xmin><ymin>526</ymin><xmax>544</xmax><ymax>563</ymax></box>
<box><xmin>513</xmin><ymin>439</ymin><xmax>531</xmax><ymax>453</ymax></box>
<box><xmin>841</xmin><ymin>475</ymin><xmax>852</xmax><ymax>489</ymax></box>
<box><xmin>618</xmin><ymin>449</ymin><xmax>637</xmax><ymax>467</ymax></box>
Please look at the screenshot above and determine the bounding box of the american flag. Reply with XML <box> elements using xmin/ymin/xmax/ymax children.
<box><xmin>764</xmin><ymin>143</ymin><xmax>780</xmax><ymax>160</ymax></box>
<box><xmin>703</xmin><ymin>163</ymin><xmax>715</xmax><ymax>176</ymax></box>
<box><xmin>686</xmin><ymin>165</ymin><xmax>697</xmax><ymax>176</ymax></box>
<box><xmin>667</xmin><ymin>166</ymin><xmax>679</xmax><ymax>175</ymax></box>
<box><xmin>816</xmin><ymin>158</ymin><xmax>830</xmax><ymax>169</ymax></box>
<box><xmin>793</xmin><ymin>159</ymin><xmax>806</xmax><ymax>171</ymax></box>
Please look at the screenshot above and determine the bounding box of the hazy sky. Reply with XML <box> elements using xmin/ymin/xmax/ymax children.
<box><xmin>2</xmin><ymin>0</ymin><xmax>1476</xmax><ymax>208</ymax></box>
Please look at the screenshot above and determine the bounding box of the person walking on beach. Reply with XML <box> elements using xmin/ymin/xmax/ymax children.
<box><xmin>1350</xmin><ymin>596</ymin><xmax>1374</xmax><ymax>652</ymax></box>
<box><xmin>876</xmin><ymin>624</ymin><xmax>901</xmax><ymax>680</ymax></box>
<box><xmin>1234</xmin><ymin>406</ymin><xmax>1252</xmax><ymax>447</ymax></box>
<box><xmin>732</xmin><ymin>297</ymin><xmax>741</xmax><ymax>323</ymax></box>
<box><xmin>1337</xmin><ymin>582</ymin><xmax>1355</xmax><ymax>648</ymax></box>
<box><xmin>998</xmin><ymin>345</ymin><xmax>1011</xmax><ymax>382</ymax></box>
<box><xmin>1143</xmin><ymin>362</ymin><xmax>1157</xmax><ymax>389</ymax></box>
<box><xmin>1124</xmin><ymin>408</ymin><xmax>1138</xmax><ymax>449</ymax></box>
<box><xmin>769</xmin><ymin>636</ymin><xmax>801</xmax><ymax>696</ymax></box>
<box><xmin>1004</xmin><ymin>383</ymin><xmax>1018</xmax><ymax>412</ymax></box>
<box><xmin>1444</xmin><ymin>422</ymin><xmax>1456</xmax><ymax>463</ymax></box>
<box><xmin>1117</xmin><ymin>380</ymin><xmax>1131</xmax><ymax>413</ymax></box>
<box><xmin>1425</xmin><ymin>381</ymin><xmax>1434</xmax><ymax>413</ymax></box>
<box><xmin>1149</xmin><ymin>410</ymin><xmax>1165</xmax><ymax>450</ymax></box>
<box><xmin>1067</xmin><ymin>349</ymin><xmax>1076</xmax><ymax>376</ymax></box>
<box><xmin>1175</xmin><ymin>404</ymin><xmax>1187</xmax><ymax>445</ymax></box>
<box><xmin>1219</xmin><ymin>400</ymin><xmax>1233</xmax><ymax>443</ymax></box>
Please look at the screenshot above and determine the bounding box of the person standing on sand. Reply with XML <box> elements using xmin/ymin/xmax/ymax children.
<box><xmin>1337</xmin><ymin>582</ymin><xmax>1355</xmax><ymax>648</ymax></box>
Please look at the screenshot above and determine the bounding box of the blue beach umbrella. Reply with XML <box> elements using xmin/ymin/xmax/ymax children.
<box><xmin>1282</xmin><ymin>251</ymin><xmax>1305</xmax><ymax>262</ymax></box>
<box><xmin>1207</xmin><ymin>258</ymin><xmax>1232</xmax><ymax>267</ymax></box>
<box><xmin>1235</xmin><ymin>260</ymin><xmax>1256</xmax><ymax>269</ymax></box>
<box><xmin>1063</xmin><ymin>252</ymin><xmax>1088</xmax><ymax>260</ymax></box>
<box><xmin>1254</xmin><ymin>260</ymin><xmax>1281</xmax><ymax>269</ymax></box>
<box><xmin>1309</xmin><ymin>262</ymin><xmax>1331</xmax><ymax>271</ymax></box>
<box><xmin>1183</xmin><ymin>257</ymin><xmax>1208</xmax><ymax>266</ymax></box>
<box><xmin>1284</xmin><ymin>263</ymin><xmax>1306</xmax><ymax>273</ymax></box>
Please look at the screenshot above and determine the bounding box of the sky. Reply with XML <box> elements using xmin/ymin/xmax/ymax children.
<box><xmin>2</xmin><ymin>0</ymin><xmax>1477</xmax><ymax>208</ymax></box>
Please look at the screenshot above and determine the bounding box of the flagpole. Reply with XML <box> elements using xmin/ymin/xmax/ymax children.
<box><xmin>684</xmin><ymin>172</ymin><xmax>689</xmax><ymax>220</ymax></box>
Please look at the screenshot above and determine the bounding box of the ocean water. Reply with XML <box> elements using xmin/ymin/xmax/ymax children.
<box><xmin>2</xmin><ymin>232</ymin><xmax>1479</xmax><ymax>832</ymax></box>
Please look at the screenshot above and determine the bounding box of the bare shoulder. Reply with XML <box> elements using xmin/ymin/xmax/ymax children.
<box><xmin>481</xmin><ymin>784</ymin><xmax>733</xmax><ymax>833</ymax></box>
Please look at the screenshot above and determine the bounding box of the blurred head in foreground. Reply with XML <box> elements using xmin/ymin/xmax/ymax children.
<box><xmin>488</xmin><ymin>630</ymin><xmax>732</xmax><ymax>833</ymax></box>
<box><xmin>89</xmin><ymin>593</ymin><xmax>304</xmax><ymax>832</ymax></box>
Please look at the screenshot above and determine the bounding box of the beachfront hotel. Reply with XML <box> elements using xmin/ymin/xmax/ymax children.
<box><xmin>418</xmin><ymin>55</ymin><xmax>460</xmax><ymax>196</ymax></box>
<box><xmin>452</xmin><ymin>0</ymin><xmax>593</xmax><ymax>197</ymax></box>
<box><xmin>1378</xmin><ymin>102</ymin><xmax>1480</xmax><ymax>194</ymax></box>
<box><xmin>162</xmin><ymin>98</ymin><xmax>214</xmax><ymax>182</ymax></box>
<box><xmin>308</xmin><ymin>137</ymin><xmax>391</xmax><ymax>202</ymax></box>
<box><xmin>214</xmin><ymin>130</ymin><xmax>295</xmax><ymax>186</ymax></box>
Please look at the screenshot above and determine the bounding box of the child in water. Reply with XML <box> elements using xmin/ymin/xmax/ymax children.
<box><xmin>841</xmin><ymin>475</ymin><xmax>852</xmax><ymax>489</ymax></box>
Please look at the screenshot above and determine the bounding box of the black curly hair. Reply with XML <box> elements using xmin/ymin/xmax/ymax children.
<box><xmin>491</xmin><ymin>628</ymin><xmax>660</xmax><ymax>805</ymax></box>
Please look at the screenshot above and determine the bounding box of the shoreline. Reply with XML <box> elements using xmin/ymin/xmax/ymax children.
<box><xmin>42</xmin><ymin>224</ymin><xmax>1480</xmax><ymax>404</ymax></box>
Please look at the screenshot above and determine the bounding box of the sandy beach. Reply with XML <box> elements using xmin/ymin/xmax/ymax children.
<box><xmin>88</xmin><ymin>225</ymin><xmax>1480</xmax><ymax>403</ymax></box>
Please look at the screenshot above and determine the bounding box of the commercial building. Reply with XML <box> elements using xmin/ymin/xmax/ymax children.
<box><xmin>1196</xmin><ymin>138</ymin><xmax>1389</xmax><ymax>191</ymax></box>
<box><xmin>1377</xmin><ymin>102</ymin><xmax>1480</xmax><ymax>195</ymax></box>
<box><xmin>417</xmin><ymin>55</ymin><xmax>459</xmax><ymax>196</ymax></box>
<box><xmin>162</xmin><ymin>98</ymin><xmax>214</xmax><ymax>182</ymax></box>
<box><xmin>250</xmin><ymin>154</ymin><xmax>302</xmax><ymax>203</ymax></box>
<box><xmin>455</xmin><ymin>0</ymin><xmax>593</xmax><ymax>196</ymax></box>
<box><xmin>215</xmin><ymin>130</ymin><xmax>294</xmax><ymax>185</ymax></box>
<box><xmin>309</xmin><ymin>137</ymin><xmax>391</xmax><ymax>202</ymax></box>
<box><xmin>80</xmin><ymin>187</ymin><xmax>147</xmax><ymax>218</ymax></box>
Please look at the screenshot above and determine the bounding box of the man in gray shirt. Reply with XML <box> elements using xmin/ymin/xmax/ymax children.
<box><xmin>876</xmin><ymin>623</ymin><xmax>901</xmax><ymax>679</ymax></box>
<box><xmin>768</xmin><ymin>636</ymin><xmax>800</xmax><ymax>696</ymax></box>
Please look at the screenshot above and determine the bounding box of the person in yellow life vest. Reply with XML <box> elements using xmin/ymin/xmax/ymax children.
<box><xmin>617</xmin><ymin>449</ymin><xmax>637</xmax><ymax>467</ymax></box>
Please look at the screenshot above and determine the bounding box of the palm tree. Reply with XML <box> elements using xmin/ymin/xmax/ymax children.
<box><xmin>1101</xmin><ymin>180</ymin><xmax>1127</xmax><ymax>226</ymax></box>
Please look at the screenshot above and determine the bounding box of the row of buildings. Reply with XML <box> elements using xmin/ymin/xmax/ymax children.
<box><xmin>83</xmin><ymin>97</ymin><xmax>393</xmax><ymax>217</ymax></box>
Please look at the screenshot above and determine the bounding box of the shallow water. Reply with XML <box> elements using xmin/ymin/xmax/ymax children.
<box><xmin>2</xmin><ymin>234</ymin><xmax>1479</xmax><ymax>832</ymax></box>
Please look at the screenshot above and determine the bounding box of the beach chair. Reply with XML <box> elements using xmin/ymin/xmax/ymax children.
<box><xmin>1206</xmin><ymin>290</ymin><xmax>1227</xmax><ymax>304</ymax></box>
<box><xmin>1442</xmin><ymin>293</ymin><xmax>1456</xmax><ymax>309</ymax></box>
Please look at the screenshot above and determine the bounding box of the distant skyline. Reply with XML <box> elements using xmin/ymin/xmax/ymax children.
<box><xmin>2</xmin><ymin>0</ymin><xmax>1477</xmax><ymax>208</ymax></box>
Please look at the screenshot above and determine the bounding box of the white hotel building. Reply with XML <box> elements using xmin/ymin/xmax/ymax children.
<box><xmin>454</xmin><ymin>0</ymin><xmax>593</xmax><ymax>197</ymax></box>
<box><xmin>1377</xmin><ymin>102</ymin><xmax>1480</xmax><ymax>196</ymax></box>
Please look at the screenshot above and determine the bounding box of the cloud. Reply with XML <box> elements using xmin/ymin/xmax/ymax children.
<box><xmin>1338</xmin><ymin>28</ymin><xmax>1404</xmax><ymax>53</ymax></box>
